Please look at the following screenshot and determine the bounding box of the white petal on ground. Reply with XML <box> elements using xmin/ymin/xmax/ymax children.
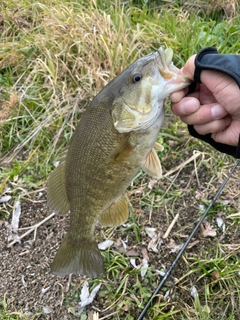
<box><xmin>11</xmin><ymin>199</ymin><xmax>21</xmax><ymax>232</ymax></box>
<box><xmin>0</xmin><ymin>195</ymin><xmax>11</xmax><ymax>203</ymax></box>
<box><xmin>43</xmin><ymin>306</ymin><xmax>53</xmax><ymax>314</ymax></box>
<box><xmin>145</xmin><ymin>227</ymin><xmax>157</xmax><ymax>239</ymax></box>
<box><xmin>41</xmin><ymin>285</ymin><xmax>52</xmax><ymax>294</ymax></box>
<box><xmin>154</xmin><ymin>269</ymin><xmax>166</xmax><ymax>277</ymax></box>
<box><xmin>216</xmin><ymin>216</ymin><xmax>226</xmax><ymax>233</ymax></box>
<box><xmin>78</xmin><ymin>281</ymin><xmax>102</xmax><ymax>315</ymax></box>
<box><xmin>163</xmin><ymin>290</ymin><xmax>170</xmax><ymax>301</ymax></box>
<box><xmin>21</xmin><ymin>275</ymin><xmax>27</xmax><ymax>287</ymax></box>
<box><xmin>140</xmin><ymin>259</ymin><xmax>148</xmax><ymax>278</ymax></box>
<box><xmin>190</xmin><ymin>285</ymin><xmax>198</xmax><ymax>299</ymax></box>
<box><xmin>53</xmin><ymin>161</ymin><xmax>60</xmax><ymax>168</ymax></box>
<box><xmin>98</xmin><ymin>239</ymin><xmax>114</xmax><ymax>250</ymax></box>
<box><xmin>130</xmin><ymin>258</ymin><xmax>140</xmax><ymax>269</ymax></box>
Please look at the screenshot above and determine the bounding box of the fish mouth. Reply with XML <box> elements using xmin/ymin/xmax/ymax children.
<box><xmin>155</xmin><ymin>47</ymin><xmax>191</xmax><ymax>87</ymax></box>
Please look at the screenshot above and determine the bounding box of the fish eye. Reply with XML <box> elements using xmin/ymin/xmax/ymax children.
<box><xmin>131</xmin><ymin>73</ymin><xmax>142</xmax><ymax>83</ymax></box>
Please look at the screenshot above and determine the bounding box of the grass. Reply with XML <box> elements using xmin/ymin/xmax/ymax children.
<box><xmin>1</xmin><ymin>0</ymin><xmax>240</xmax><ymax>319</ymax></box>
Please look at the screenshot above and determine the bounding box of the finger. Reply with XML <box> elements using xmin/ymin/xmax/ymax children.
<box><xmin>169</xmin><ymin>87</ymin><xmax>189</xmax><ymax>103</ymax></box>
<box><xmin>171</xmin><ymin>97</ymin><xmax>200</xmax><ymax>116</ymax></box>
<box><xmin>193</xmin><ymin>116</ymin><xmax>231</xmax><ymax>135</ymax></box>
<box><xmin>212</xmin><ymin>123</ymin><xmax>239</xmax><ymax>146</ymax></box>
<box><xmin>180</xmin><ymin>103</ymin><xmax>228</xmax><ymax>125</ymax></box>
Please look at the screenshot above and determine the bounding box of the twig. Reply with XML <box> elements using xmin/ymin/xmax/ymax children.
<box><xmin>7</xmin><ymin>212</ymin><xmax>56</xmax><ymax>247</ymax></box>
<box><xmin>164</xmin><ymin>151</ymin><xmax>202</xmax><ymax>178</ymax></box>
<box><xmin>162</xmin><ymin>213</ymin><xmax>179</xmax><ymax>239</ymax></box>
<box><xmin>148</xmin><ymin>195</ymin><xmax>155</xmax><ymax>224</ymax></box>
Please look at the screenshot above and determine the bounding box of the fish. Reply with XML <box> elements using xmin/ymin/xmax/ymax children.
<box><xmin>47</xmin><ymin>47</ymin><xmax>190</xmax><ymax>278</ymax></box>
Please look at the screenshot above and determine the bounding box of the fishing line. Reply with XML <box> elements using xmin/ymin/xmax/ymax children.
<box><xmin>137</xmin><ymin>158</ymin><xmax>240</xmax><ymax>320</ymax></box>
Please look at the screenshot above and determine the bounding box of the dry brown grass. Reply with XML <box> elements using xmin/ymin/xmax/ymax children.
<box><xmin>182</xmin><ymin>0</ymin><xmax>238</xmax><ymax>18</ymax></box>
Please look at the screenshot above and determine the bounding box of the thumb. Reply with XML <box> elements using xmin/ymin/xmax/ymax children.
<box><xmin>180</xmin><ymin>55</ymin><xmax>197</xmax><ymax>81</ymax></box>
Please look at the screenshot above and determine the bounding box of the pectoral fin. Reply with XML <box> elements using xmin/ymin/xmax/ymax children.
<box><xmin>154</xmin><ymin>141</ymin><xmax>164</xmax><ymax>152</ymax></box>
<box><xmin>110</xmin><ymin>133</ymin><xmax>136</xmax><ymax>163</ymax></box>
<box><xmin>99</xmin><ymin>195</ymin><xmax>129</xmax><ymax>227</ymax></box>
<box><xmin>142</xmin><ymin>148</ymin><xmax>162</xmax><ymax>179</ymax></box>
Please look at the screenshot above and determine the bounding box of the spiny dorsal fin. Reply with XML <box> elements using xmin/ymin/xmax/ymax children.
<box><xmin>99</xmin><ymin>195</ymin><xmax>129</xmax><ymax>227</ymax></box>
<box><xmin>47</xmin><ymin>153</ymin><xmax>70</xmax><ymax>214</ymax></box>
<box><xmin>142</xmin><ymin>148</ymin><xmax>162</xmax><ymax>179</ymax></box>
<box><xmin>154</xmin><ymin>141</ymin><xmax>164</xmax><ymax>152</ymax></box>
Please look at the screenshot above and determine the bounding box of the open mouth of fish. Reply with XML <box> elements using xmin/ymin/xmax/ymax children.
<box><xmin>154</xmin><ymin>47</ymin><xmax>190</xmax><ymax>87</ymax></box>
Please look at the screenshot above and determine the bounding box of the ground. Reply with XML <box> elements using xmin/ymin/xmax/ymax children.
<box><xmin>1</xmin><ymin>118</ymin><xmax>240</xmax><ymax>320</ymax></box>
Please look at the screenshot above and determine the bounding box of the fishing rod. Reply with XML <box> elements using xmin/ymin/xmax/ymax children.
<box><xmin>137</xmin><ymin>158</ymin><xmax>240</xmax><ymax>320</ymax></box>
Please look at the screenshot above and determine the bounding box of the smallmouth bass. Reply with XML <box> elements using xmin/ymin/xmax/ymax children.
<box><xmin>48</xmin><ymin>47</ymin><xmax>190</xmax><ymax>278</ymax></box>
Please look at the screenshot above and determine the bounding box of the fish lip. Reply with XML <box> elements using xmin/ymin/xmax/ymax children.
<box><xmin>154</xmin><ymin>47</ymin><xmax>191</xmax><ymax>87</ymax></box>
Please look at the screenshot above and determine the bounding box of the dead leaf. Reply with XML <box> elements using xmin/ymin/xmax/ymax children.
<box><xmin>148</xmin><ymin>233</ymin><xmax>163</xmax><ymax>253</ymax></box>
<box><xmin>126</xmin><ymin>248</ymin><xmax>139</xmax><ymax>257</ymax></box>
<box><xmin>141</xmin><ymin>247</ymin><xmax>149</xmax><ymax>261</ymax></box>
<box><xmin>195</xmin><ymin>190</ymin><xmax>203</xmax><ymax>199</ymax></box>
<box><xmin>148</xmin><ymin>179</ymin><xmax>158</xmax><ymax>189</ymax></box>
<box><xmin>200</xmin><ymin>221</ymin><xmax>217</xmax><ymax>238</ymax></box>
<box><xmin>168</xmin><ymin>238</ymin><xmax>183</xmax><ymax>253</ymax></box>
<box><xmin>115</xmin><ymin>238</ymin><xmax>127</xmax><ymax>253</ymax></box>
<box><xmin>122</xmin><ymin>304</ymin><xmax>129</xmax><ymax>312</ymax></box>
<box><xmin>211</xmin><ymin>271</ymin><xmax>220</xmax><ymax>281</ymax></box>
<box><xmin>187</xmin><ymin>240</ymin><xmax>200</xmax><ymax>249</ymax></box>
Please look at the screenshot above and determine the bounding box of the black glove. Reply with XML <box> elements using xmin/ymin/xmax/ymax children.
<box><xmin>187</xmin><ymin>47</ymin><xmax>240</xmax><ymax>158</ymax></box>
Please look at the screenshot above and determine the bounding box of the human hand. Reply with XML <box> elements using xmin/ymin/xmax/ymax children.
<box><xmin>170</xmin><ymin>55</ymin><xmax>240</xmax><ymax>147</ymax></box>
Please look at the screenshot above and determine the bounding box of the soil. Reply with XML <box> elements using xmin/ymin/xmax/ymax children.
<box><xmin>1</xmin><ymin>136</ymin><xmax>240</xmax><ymax>319</ymax></box>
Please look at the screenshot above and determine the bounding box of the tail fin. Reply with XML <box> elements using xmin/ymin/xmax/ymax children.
<box><xmin>51</xmin><ymin>236</ymin><xmax>105</xmax><ymax>278</ymax></box>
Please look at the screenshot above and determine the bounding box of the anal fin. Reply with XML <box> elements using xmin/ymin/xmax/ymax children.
<box><xmin>99</xmin><ymin>195</ymin><xmax>129</xmax><ymax>227</ymax></box>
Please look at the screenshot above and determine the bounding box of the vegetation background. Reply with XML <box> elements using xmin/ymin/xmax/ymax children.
<box><xmin>0</xmin><ymin>0</ymin><xmax>240</xmax><ymax>319</ymax></box>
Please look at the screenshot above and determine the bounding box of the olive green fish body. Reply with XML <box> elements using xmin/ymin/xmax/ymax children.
<box><xmin>48</xmin><ymin>47</ymin><xmax>190</xmax><ymax>277</ymax></box>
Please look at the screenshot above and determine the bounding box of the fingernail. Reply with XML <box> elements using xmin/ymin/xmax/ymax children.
<box><xmin>179</xmin><ymin>99</ymin><xmax>199</xmax><ymax>115</ymax></box>
<box><xmin>211</xmin><ymin>104</ymin><xmax>227</xmax><ymax>119</ymax></box>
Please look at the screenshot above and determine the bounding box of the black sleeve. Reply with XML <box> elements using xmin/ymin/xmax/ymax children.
<box><xmin>187</xmin><ymin>47</ymin><xmax>240</xmax><ymax>158</ymax></box>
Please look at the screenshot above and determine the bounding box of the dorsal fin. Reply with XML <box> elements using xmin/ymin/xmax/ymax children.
<box><xmin>99</xmin><ymin>195</ymin><xmax>129</xmax><ymax>227</ymax></box>
<box><xmin>47</xmin><ymin>151</ymin><xmax>70</xmax><ymax>214</ymax></box>
<box><xmin>142</xmin><ymin>148</ymin><xmax>162</xmax><ymax>179</ymax></box>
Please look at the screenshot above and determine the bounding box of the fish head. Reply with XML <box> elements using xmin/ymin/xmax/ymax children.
<box><xmin>111</xmin><ymin>47</ymin><xmax>191</xmax><ymax>133</ymax></box>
